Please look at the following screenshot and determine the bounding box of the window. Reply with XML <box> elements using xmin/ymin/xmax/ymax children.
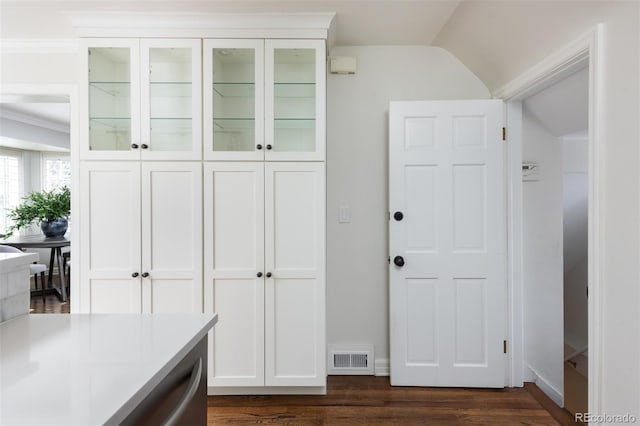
<box><xmin>0</xmin><ymin>150</ymin><xmax>23</xmax><ymax>235</ymax></box>
<box><xmin>42</xmin><ymin>154</ymin><xmax>71</xmax><ymax>191</ymax></box>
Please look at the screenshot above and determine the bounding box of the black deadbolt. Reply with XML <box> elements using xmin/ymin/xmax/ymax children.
<box><xmin>393</xmin><ymin>211</ymin><xmax>404</xmax><ymax>221</ymax></box>
<box><xmin>393</xmin><ymin>256</ymin><xmax>405</xmax><ymax>267</ymax></box>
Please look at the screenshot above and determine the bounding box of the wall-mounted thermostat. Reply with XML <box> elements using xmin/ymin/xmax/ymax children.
<box><xmin>330</xmin><ymin>56</ymin><xmax>357</xmax><ymax>74</ymax></box>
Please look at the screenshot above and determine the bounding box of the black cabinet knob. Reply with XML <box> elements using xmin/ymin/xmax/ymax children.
<box><xmin>131</xmin><ymin>143</ymin><xmax>139</xmax><ymax>149</ymax></box>
<box><xmin>256</xmin><ymin>144</ymin><xmax>263</xmax><ymax>150</ymax></box>
<box><xmin>394</xmin><ymin>211</ymin><xmax>404</xmax><ymax>221</ymax></box>
<box><xmin>393</xmin><ymin>256</ymin><xmax>405</xmax><ymax>267</ymax></box>
<box><xmin>266</xmin><ymin>272</ymin><xmax>272</xmax><ymax>278</ymax></box>
<box><xmin>266</xmin><ymin>144</ymin><xmax>272</xmax><ymax>150</ymax></box>
<box><xmin>257</xmin><ymin>272</ymin><xmax>263</xmax><ymax>278</ymax></box>
<box><xmin>141</xmin><ymin>272</ymin><xmax>149</xmax><ymax>278</ymax></box>
<box><xmin>131</xmin><ymin>272</ymin><xmax>139</xmax><ymax>278</ymax></box>
<box><xmin>141</xmin><ymin>144</ymin><xmax>149</xmax><ymax>149</ymax></box>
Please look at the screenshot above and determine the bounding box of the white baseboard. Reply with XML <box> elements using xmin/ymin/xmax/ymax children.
<box><xmin>208</xmin><ymin>386</ymin><xmax>326</xmax><ymax>395</ymax></box>
<box><xmin>375</xmin><ymin>358</ymin><xmax>389</xmax><ymax>376</ymax></box>
<box><xmin>525</xmin><ymin>364</ymin><xmax>563</xmax><ymax>407</ymax></box>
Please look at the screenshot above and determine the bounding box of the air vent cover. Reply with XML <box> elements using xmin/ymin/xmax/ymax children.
<box><xmin>328</xmin><ymin>345</ymin><xmax>374</xmax><ymax>375</ymax></box>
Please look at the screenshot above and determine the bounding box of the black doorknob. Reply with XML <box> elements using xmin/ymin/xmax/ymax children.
<box><xmin>266</xmin><ymin>144</ymin><xmax>272</xmax><ymax>150</ymax></box>
<box><xmin>266</xmin><ymin>272</ymin><xmax>272</xmax><ymax>278</ymax></box>
<box><xmin>257</xmin><ymin>272</ymin><xmax>263</xmax><ymax>278</ymax></box>
<box><xmin>256</xmin><ymin>144</ymin><xmax>263</xmax><ymax>150</ymax></box>
<box><xmin>141</xmin><ymin>144</ymin><xmax>149</xmax><ymax>149</ymax></box>
<box><xmin>131</xmin><ymin>272</ymin><xmax>139</xmax><ymax>278</ymax></box>
<box><xmin>394</xmin><ymin>211</ymin><xmax>404</xmax><ymax>221</ymax></box>
<box><xmin>141</xmin><ymin>272</ymin><xmax>149</xmax><ymax>278</ymax></box>
<box><xmin>131</xmin><ymin>143</ymin><xmax>139</xmax><ymax>149</ymax></box>
<box><xmin>393</xmin><ymin>256</ymin><xmax>405</xmax><ymax>267</ymax></box>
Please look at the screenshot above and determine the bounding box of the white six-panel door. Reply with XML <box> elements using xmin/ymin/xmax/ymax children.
<box><xmin>141</xmin><ymin>162</ymin><xmax>202</xmax><ymax>313</ymax></box>
<box><xmin>389</xmin><ymin>100</ymin><xmax>506</xmax><ymax>388</ymax></box>
<box><xmin>204</xmin><ymin>162</ymin><xmax>265</xmax><ymax>387</ymax></box>
<box><xmin>265</xmin><ymin>162</ymin><xmax>325</xmax><ymax>386</ymax></box>
<box><xmin>80</xmin><ymin>162</ymin><xmax>142</xmax><ymax>312</ymax></box>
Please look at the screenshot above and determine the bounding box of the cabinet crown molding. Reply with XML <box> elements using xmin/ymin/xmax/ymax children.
<box><xmin>67</xmin><ymin>11</ymin><xmax>335</xmax><ymax>39</ymax></box>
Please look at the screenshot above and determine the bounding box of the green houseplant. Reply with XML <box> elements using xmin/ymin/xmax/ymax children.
<box><xmin>5</xmin><ymin>186</ymin><xmax>71</xmax><ymax>238</ymax></box>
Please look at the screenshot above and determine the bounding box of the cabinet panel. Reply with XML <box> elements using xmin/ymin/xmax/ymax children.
<box><xmin>204</xmin><ymin>162</ymin><xmax>265</xmax><ymax>387</ymax></box>
<box><xmin>81</xmin><ymin>39</ymin><xmax>141</xmax><ymax>160</ymax></box>
<box><xmin>265</xmin><ymin>40</ymin><xmax>325</xmax><ymax>161</ymax></box>
<box><xmin>141</xmin><ymin>162</ymin><xmax>203</xmax><ymax>313</ymax></box>
<box><xmin>141</xmin><ymin>39</ymin><xmax>202</xmax><ymax>160</ymax></box>
<box><xmin>264</xmin><ymin>163</ymin><xmax>325</xmax><ymax>386</ymax></box>
<box><xmin>80</xmin><ymin>162</ymin><xmax>142</xmax><ymax>312</ymax></box>
<box><xmin>204</xmin><ymin>39</ymin><xmax>264</xmax><ymax>161</ymax></box>
<box><xmin>205</xmin><ymin>278</ymin><xmax>264</xmax><ymax>386</ymax></box>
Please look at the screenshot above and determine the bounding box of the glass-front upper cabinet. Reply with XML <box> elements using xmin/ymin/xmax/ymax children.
<box><xmin>204</xmin><ymin>39</ymin><xmax>325</xmax><ymax>161</ymax></box>
<box><xmin>265</xmin><ymin>39</ymin><xmax>325</xmax><ymax>161</ymax></box>
<box><xmin>81</xmin><ymin>38</ymin><xmax>201</xmax><ymax>160</ymax></box>
<box><xmin>203</xmin><ymin>39</ymin><xmax>264</xmax><ymax>161</ymax></box>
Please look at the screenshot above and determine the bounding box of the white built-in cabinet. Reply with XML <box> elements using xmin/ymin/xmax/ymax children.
<box><xmin>204</xmin><ymin>162</ymin><xmax>325</xmax><ymax>388</ymax></box>
<box><xmin>78</xmin><ymin>33</ymin><xmax>326</xmax><ymax>392</ymax></box>
<box><xmin>79</xmin><ymin>161</ymin><xmax>202</xmax><ymax>313</ymax></box>
<box><xmin>80</xmin><ymin>38</ymin><xmax>202</xmax><ymax>160</ymax></box>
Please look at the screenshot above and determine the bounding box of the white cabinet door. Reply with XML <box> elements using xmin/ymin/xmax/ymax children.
<box><xmin>203</xmin><ymin>39</ymin><xmax>265</xmax><ymax>161</ymax></box>
<box><xmin>265</xmin><ymin>40</ymin><xmax>326</xmax><ymax>161</ymax></box>
<box><xmin>204</xmin><ymin>162</ymin><xmax>265</xmax><ymax>387</ymax></box>
<box><xmin>79</xmin><ymin>162</ymin><xmax>142</xmax><ymax>312</ymax></box>
<box><xmin>141</xmin><ymin>162</ymin><xmax>202</xmax><ymax>313</ymax></box>
<box><xmin>140</xmin><ymin>39</ymin><xmax>202</xmax><ymax>160</ymax></box>
<box><xmin>81</xmin><ymin>38</ymin><xmax>141</xmax><ymax>161</ymax></box>
<box><xmin>264</xmin><ymin>162</ymin><xmax>325</xmax><ymax>386</ymax></box>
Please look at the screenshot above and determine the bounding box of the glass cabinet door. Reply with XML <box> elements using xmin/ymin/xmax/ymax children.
<box><xmin>84</xmin><ymin>39</ymin><xmax>140</xmax><ymax>159</ymax></box>
<box><xmin>141</xmin><ymin>39</ymin><xmax>202</xmax><ymax>160</ymax></box>
<box><xmin>203</xmin><ymin>39</ymin><xmax>264</xmax><ymax>161</ymax></box>
<box><xmin>265</xmin><ymin>40</ymin><xmax>325</xmax><ymax>161</ymax></box>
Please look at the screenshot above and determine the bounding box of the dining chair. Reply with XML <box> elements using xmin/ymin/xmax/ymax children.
<box><xmin>0</xmin><ymin>245</ymin><xmax>48</xmax><ymax>302</ymax></box>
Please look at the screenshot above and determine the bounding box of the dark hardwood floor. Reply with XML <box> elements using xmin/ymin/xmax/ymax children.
<box><xmin>208</xmin><ymin>376</ymin><xmax>580</xmax><ymax>425</ymax></box>
<box><xmin>31</xmin><ymin>297</ymin><xmax>580</xmax><ymax>425</ymax></box>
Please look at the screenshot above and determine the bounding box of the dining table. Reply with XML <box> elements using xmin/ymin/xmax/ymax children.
<box><xmin>2</xmin><ymin>233</ymin><xmax>70</xmax><ymax>302</ymax></box>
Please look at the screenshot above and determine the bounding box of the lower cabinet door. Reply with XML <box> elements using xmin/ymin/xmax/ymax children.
<box><xmin>80</xmin><ymin>162</ymin><xmax>142</xmax><ymax>313</ymax></box>
<box><xmin>204</xmin><ymin>162</ymin><xmax>265</xmax><ymax>387</ymax></box>
<box><xmin>264</xmin><ymin>162</ymin><xmax>326</xmax><ymax>387</ymax></box>
<box><xmin>141</xmin><ymin>162</ymin><xmax>203</xmax><ymax>313</ymax></box>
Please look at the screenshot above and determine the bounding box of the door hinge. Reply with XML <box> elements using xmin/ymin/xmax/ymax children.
<box><xmin>502</xmin><ymin>127</ymin><xmax>506</xmax><ymax>141</ymax></box>
<box><xmin>503</xmin><ymin>340</ymin><xmax>507</xmax><ymax>354</ymax></box>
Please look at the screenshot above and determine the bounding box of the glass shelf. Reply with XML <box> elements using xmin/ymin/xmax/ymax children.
<box><xmin>89</xmin><ymin>117</ymin><xmax>131</xmax><ymax>131</ymax></box>
<box><xmin>150</xmin><ymin>82</ymin><xmax>193</xmax><ymax>98</ymax></box>
<box><xmin>89</xmin><ymin>82</ymin><xmax>131</xmax><ymax>97</ymax></box>
<box><xmin>274</xmin><ymin>83</ymin><xmax>315</xmax><ymax>98</ymax></box>
<box><xmin>213</xmin><ymin>118</ymin><xmax>255</xmax><ymax>131</ymax></box>
<box><xmin>213</xmin><ymin>82</ymin><xmax>255</xmax><ymax>98</ymax></box>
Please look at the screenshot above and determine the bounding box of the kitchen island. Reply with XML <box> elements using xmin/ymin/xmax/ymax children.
<box><xmin>0</xmin><ymin>313</ymin><xmax>217</xmax><ymax>425</ymax></box>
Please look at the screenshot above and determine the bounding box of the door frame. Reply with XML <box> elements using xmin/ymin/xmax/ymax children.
<box><xmin>495</xmin><ymin>25</ymin><xmax>602</xmax><ymax>413</ymax></box>
<box><xmin>0</xmin><ymin>83</ymin><xmax>80</xmax><ymax>313</ymax></box>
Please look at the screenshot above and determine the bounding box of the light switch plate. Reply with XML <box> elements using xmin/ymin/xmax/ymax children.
<box><xmin>339</xmin><ymin>205</ymin><xmax>350</xmax><ymax>223</ymax></box>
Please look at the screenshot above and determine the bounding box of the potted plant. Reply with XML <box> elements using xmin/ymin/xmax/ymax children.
<box><xmin>4</xmin><ymin>186</ymin><xmax>71</xmax><ymax>238</ymax></box>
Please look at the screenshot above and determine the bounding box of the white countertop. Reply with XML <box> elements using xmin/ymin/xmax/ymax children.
<box><xmin>0</xmin><ymin>252</ymin><xmax>38</xmax><ymax>272</ymax></box>
<box><xmin>0</xmin><ymin>313</ymin><xmax>217</xmax><ymax>425</ymax></box>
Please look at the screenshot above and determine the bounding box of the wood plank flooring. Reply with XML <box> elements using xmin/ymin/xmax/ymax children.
<box><xmin>208</xmin><ymin>376</ymin><xmax>580</xmax><ymax>425</ymax></box>
<box><xmin>31</xmin><ymin>299</ymin><xmax>580</xmax><ymax>425</ymax></box>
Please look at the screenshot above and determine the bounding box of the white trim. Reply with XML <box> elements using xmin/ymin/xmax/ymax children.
<box><xmin>0</xmin><ymin>84</ymin><xmax>80</xmax><ymax>313</ymax></box>
<box><xmin>525</xmin><ymin>364</ymin><xmax>564</xmax><ymax>407</ymax></box>
<box><xmin>208</xmin><ymin>386</ymin><xmax>326</xmax><ymax>396</ymax></box>
<box><xmin>497</xmin><ymin>26</ymin><xmax>603</xmax><ymax>414</ymax></box>
<box><xmin>0</xmin><ymin>39</ymin><xmax>79</xmax><ymax>55</ymax></box>
<box><xmin>374</xmin><ymin>358</ymin><xmax>390</xmax><ymax>376</ymax></box>
<box><xmin>493</xmin><ymin>29</ymin><xmax>592</xmax><ymax>101</ymax></box>
<box><xmin>505</xmin><ymin>100</ymin><xmax>524</xmax><ymax>387</ymax></box>
<box><xmin>67</xmin><ymin>12</ymin><xmax>335</xmax><ymax>39</ymax></box>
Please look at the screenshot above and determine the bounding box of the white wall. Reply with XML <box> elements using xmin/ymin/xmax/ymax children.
<box><xmin>521</xmin><ymin>110</ymin><xmax>564</xmax><ymax>401</ymax></box>
<box><xmin>326</xmin><ymin>45</ymin><xmax>490</xmax><ymax>369</ymax></box>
